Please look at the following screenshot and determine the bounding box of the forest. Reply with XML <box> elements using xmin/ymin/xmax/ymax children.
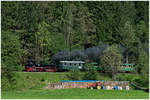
<box><xmin>1</xmin><ymin>1</ymin><xmax>149</xmax><ymax>91</ymax></box>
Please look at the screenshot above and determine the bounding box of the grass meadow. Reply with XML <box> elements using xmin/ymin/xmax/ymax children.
<box><xmin>1</xmin><ymin>72</ymin><xmax>149</xmax><ymax>99</ymax></box>
<box><xmin>2</xmin><ymin>88</ymin><xmax>149</xmax><ymax>99</ymax></box>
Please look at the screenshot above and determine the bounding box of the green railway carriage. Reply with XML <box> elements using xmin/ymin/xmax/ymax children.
<box><xmin>90</xmin><ymin>62</ymin><xmax>107</xmax><ymax>72</ymax></box>
<box><xmin>121</xmin><ymin>64</ymin><xmax>134</xmax><ymax>72</ymax></box>
<box><xmin>91</xmin><ymin>62</ymin><xmax>134</xmax><ymax>72</ymax></box>
<box><xmin>59</xmin><ymin>61</ymin><xmax>85</xmax><ymax>71</ymax></box>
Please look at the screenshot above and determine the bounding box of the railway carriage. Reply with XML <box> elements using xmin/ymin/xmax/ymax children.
<box><xmin>90</xmin><ymin>62</ymin><xmax>106</xmax><ymax>72</ymax></box>
<box><xmin>121</xmin><ymin>64</ymin><xmax>134</xmax><ymax>72</ymax></box>
<box><xmin>58</xmin><ymin>61</ymin><xmax>85</xmax><ymax>71</ymax></box>
<box><xmin>90</xmin><ymin>62</ymin><xmax>134</xmax><ymax>72</ymax></box>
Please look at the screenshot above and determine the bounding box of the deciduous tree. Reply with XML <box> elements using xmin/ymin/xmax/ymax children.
<box><xmin>100</xmin><ymin>45</ymin><xmax>122</xmax><ymax>80</ymax></box>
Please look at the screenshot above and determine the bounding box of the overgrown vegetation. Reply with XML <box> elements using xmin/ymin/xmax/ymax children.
<box><xmin>65</xmin><ymin>63</ymin><xmax>102</xmax><ymax>80</ymax></box>
<box><xmin>1</xmin><ymin>1</ymin><xmax>149</xmax><ymax>94</ymax></box>
<box><xmin>118</xmin><ymin>74</ymin><xmax>149</xmax><ymax>89</ymax></box>
<box><xmin>100</xmin><ymin>45</ymin><xmax>122</xmax><ymax>80</ymax></box>
<box><xmin>2</xmin><ymin>72</ymin><xmax>68</xmax><ymax>91</ymax></box>
<box><xmin>66</xmin><ymin>69</ymin><xmax>83</xmax><ymax>80</ymax></box>
<box><xmin>83</xmin><ymin>63</ymin><xmax>99</xmax><ymax>80</ymax></box>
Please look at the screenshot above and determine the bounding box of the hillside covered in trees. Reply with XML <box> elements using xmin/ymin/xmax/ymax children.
<box><xmin>1</xmin><ymin>1</ymin><xmax>149</xmax><ymax>90</ymax></box>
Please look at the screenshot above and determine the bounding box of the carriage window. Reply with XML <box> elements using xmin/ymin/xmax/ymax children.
<box><xmin>74</xmin><ymin>63</ymin><xmax>76</xmax><ymax>66</ymax></box>
<box><xmin>79</xmin><ymin>63</ymin><xmax>82</xmax><ymax>66</ymax></box>
<box><xmin>64</xmin><ymin>63</ymin><xmax>66</xmax><ymax>66</ymax></box>
<box><xmin>129</xmin><ymin>65</ymin><xmax>131</xmax><ymax>68</ymax></box>
<box><xmin>70</xmin><ymin>63</ymin><xmax>72</xmax><ymax>66</ymax></box>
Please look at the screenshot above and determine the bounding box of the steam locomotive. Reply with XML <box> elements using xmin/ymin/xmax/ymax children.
<box><xmin>25</xmin><ymin>61</ymin><xmax>57</xmax><ymax>72</ymax></box>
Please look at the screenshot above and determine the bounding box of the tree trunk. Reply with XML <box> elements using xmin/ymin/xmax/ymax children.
<box><xmin>126</xmin><ymin>52</ymin><xmax>128</xmax><ymax>64</ymax></box>
<box><xmin>67</xmin><ymin>3</ymin><xmax>72</xmax><ymax>52</ymax></box>
<box><xmin>112</xmin><ymin>72</ymin><xmax>117</xmax><ymax>80</ymax></box>
<box><xmin>42</xmin><ymin>44</ymin><xmax>43</xmax><ymax>62</ymax></box>
<box><xmin>35</xmin><ymin>34</ymin><xmax>40</xmax><ymax>64</ymax></box>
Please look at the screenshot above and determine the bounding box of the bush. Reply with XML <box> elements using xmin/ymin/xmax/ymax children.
<box><xmin>118</xmin><ymin>74</ymin><xmax>134</xmax><ymax>81</ymax></box>
<box><xmin>41</xmin><ymin>78</ymin><xmax>45</xmax><ymax>82</ymax></box>
<box><xmin>118</xmin><ymin>74</ymin><xmax>149</xmax><ymax>89</ymax></box>
<box><xmin>66</xmin><ymin>69</ymin><xmax>82</xmax><ymax>80</ymax></box>
<box><xmin>83</xmin><ymin>63</ymin><xmax>99</xmax><ymax>80</ymax></box>
<box><xmin>1</xmin><ymin>77</ymin><xmax>11</xmax><ymax>91</ymax></box>
<box><xmin>15</xmin><ymin>65</ymin><xmax>24</xmax><ymax>71</ymax></box>
<box><xmin>1</xmin><ymin>65</ymin><xmax>18</xmax><ymax>90</ymax></box>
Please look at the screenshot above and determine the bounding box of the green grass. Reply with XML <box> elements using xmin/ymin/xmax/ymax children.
<box><xmin>14</xmin><ymin>72</ymin><xmax>112</xmax><ymax>90</ymax></box>
<box><xmin>2</xmin><ymin>88</ymin><xmax>149</xmax><ymax>99</ymax></box>
<box><xmin>16</xmin><ymin>72</ymin><xmax>68</xmax><ymax>83</ymax></box>
<box><xmin>2</xmin><ymin>72</ymin><xmax>148</xmax><ymax>99</ymax></box>
<box><xmin>13</xmin><ymin>72</ymin><xmax>68</xmax><ymax>90</ymax></box>
<box><xmin>16</xmin><ymin>72</ymin><xmax>112</xmax><ymax>82</ymax></box>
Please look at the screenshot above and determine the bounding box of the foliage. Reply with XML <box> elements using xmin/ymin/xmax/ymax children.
<box><xmin>136</xmin><ymin>50</ymin><xmax>149</xmax><ymax>88</ymax></box>
<box><xmin>83</xmin><ymin>63</ymin><xmax>99</xmax><ymax>80</ymax></box>
<box><xmin>2</xmin><ymin>1</ymin><xmax>149</xmax><ymax>65</ymax></box>
<box><xmin>15</xmin><ymin>65</ymin><xmax>24</xmax><ymax>71</ymax></box>
<box><xmin>1</xmin><ymin>65</ymin><xmax>17</xmax><ymax>90</ymax></box>
<box><xmin>118</xmin><ymin>73</ymin><xmax>149</xmax><ymax>89</ymax></box>
<box><xmin>100</xmin><ymin>45</ymin><xmax>123</xmax><ymax>80</ymax></box>
<box><xmin>2</xmin><ymin>72</ymin><xmax>111</xmax><ymax>91</ymax></box>
<box><xmin>2</xmin><ymin>72</ymin><xmax>68</xmax><ymax>91</ymax></box>
<box><xmin>1</xmin><ymin>1</ymin><xmax>149</xmax><ymax>91</ymax></box>
<box><xmin>35</xmin><ymin>22</ymin><xmax>52</xmax><ymax>63</ymax></box>
<box><xmin>66</xmin><ymin>69</ymin><xmax>82</xmax><ymax>80</ymax></box>
<box><xmin>1</xmin><ymin>31</ymin><xmax>23</xmax><ymax>90</ymax></box>
<box><xmin>1</xmin><ymin>31</ymin><xmax>22</xmax><ymax>67</ymax></box>
<box><xmin>119</xmin><ymin>21</ymin><xmax>136</xmax><ymax>63</ymax></box>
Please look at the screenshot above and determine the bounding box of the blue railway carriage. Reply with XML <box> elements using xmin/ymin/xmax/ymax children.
<box><xmin>58</xmin><ymin>61</ymin><xmax>85</xmax><ymax>71</ymax></box>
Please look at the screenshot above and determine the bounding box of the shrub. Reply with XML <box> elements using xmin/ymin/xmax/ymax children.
<box><xmin>66</xmin><ymin>69</ymin><xmax>82</xmax><ymax>80</ymax></box>
<box><xmin>1</xmin><ymin>65</ymin><xmax>17</xmax><ymax>90</ymax></box>
<box><xmin>15</xmin><ymin>65</ymin><xmax>24</xmax><ymax>71</ymax></box>
<box><xmin>41</xmin><ymin>78</ymin><xmax>45</xmax><ymax>82</ymax></box>
<box><xmin>83</xmin><ymin>63</ymin><xmax>99</xmax><ymax>80</ymax></box>
<box><xmin>1</xmin><ymin>77</ymin><xmax>11</xmax><ymax>91</ymax></box>
<box><xmin>118</xmin><ymin>74</ymin><xmax>149</xmax><ymax>89</ymax></box>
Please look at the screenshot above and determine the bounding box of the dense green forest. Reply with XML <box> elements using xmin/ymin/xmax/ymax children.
<box><xmin>1</xmin><ymin>1</ymin><xmax>149</xmax><ymax>90</ymax></box>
